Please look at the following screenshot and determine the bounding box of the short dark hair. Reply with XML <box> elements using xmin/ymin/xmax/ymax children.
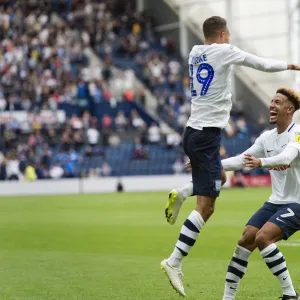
<box><xmin>277</xmin><ymin>87</ymin><xmax>300</xmax><ymax>111</ymax></box>
<box><xmin>203</xmin><ymin>16</ymin><xmax>227</xmax><ymax>39</ymax></box>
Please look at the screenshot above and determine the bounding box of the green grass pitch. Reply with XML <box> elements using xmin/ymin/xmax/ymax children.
<box><xmin>0</xmin><ymin>188</ymin><xmax>299</xmax><ymax>300</ymax></box>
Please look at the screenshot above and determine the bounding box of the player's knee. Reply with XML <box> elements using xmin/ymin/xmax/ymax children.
<box><xmin>205</xmin><ymin>203</ymin><xmax>215</xmax><ymax>217</ymax></box>
<box><xmin>238</xmin><ymin>235</ymin><xmax>254</xmax><ymax>249</ymax></box>
<box><xmin>255</xmin><ymin>230</ymin><xmax>270</xmax><ymax>250</ymax></box>
<box><xmin>237</xmin><ymin>227</ymin><xmax>257</xmax><ymax>251</ymax></box>
<box><xmin>196</xmin><ymin>196</ymin><xmax>215</xmax><ymax>221</ymax></box>
<box><xmin>196</xmin><ymin>203</ymin><xmax>215</xmax><ymax>217</ymax></box>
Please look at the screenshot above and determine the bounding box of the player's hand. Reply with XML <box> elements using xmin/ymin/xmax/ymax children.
<box><xmin>243</xmin><ymin>153</ymin><xmax>262</xmax><ymax>170</ymax></box>
<box><xmin>185</xmin><ymin>160</ymin><xmax>192</xmax><ymax>172</ymax></box>
<box><xmin>288</xmin><ymin>64</ymin><xmax>300</xmax><ymax>71</ymax></box>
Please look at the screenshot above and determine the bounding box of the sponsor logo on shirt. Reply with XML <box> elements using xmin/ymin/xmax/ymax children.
<box><xmin>295</xmin><ymin>132</ymin><xmax>300</xmax><ymax>143</ymax></box>
<box><xmin>269</xmin><ymin>165</ymin><xmax>291</xmax><ymax>171</ymax></box>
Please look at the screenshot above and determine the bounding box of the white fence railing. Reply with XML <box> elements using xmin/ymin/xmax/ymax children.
<box><xmin>0</xmin><ymin>174</ymin><xmax>232</xmax><ymax>197</ymax></box>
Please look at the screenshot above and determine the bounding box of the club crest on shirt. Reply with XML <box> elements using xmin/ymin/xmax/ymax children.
<box><xmin>215</xmin><ymin>180</ymin><xmax>222</xmax><ymax>191</ymax></box>
<box><xmin>295</xmin><ymin>132</ymin><xmax>300</xmax><ymax>143</ymax></box>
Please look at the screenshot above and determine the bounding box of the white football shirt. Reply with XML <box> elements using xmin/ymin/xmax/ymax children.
<box><xmin>186</xmin><ymin>44</ymin><xmax>288</xmax><ymax>130</ymax></box>
<box><xmin>254</xmin><ymin>123</ymin><xmax>300</xmax><ymax>205</ymax></box>
<box><xmin>222</xmin><ymin>122</ymin><xmax>300</xmax><ymax>204</ymax></box>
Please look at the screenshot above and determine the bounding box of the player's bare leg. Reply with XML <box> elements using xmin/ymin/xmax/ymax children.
<box><xmin>161</xmin><ymin>195</ymin><xmax>216</xmax><ymax>296</ymax></box>
<box><xmin>222</xmin><ymin>225</ymin><xmax>258</xmax><ymax>300</ymax></box>
<box><xmin>256</xmin><ymin>222</ymin><xmax>299</xmax><ymax>299</ymax></box>
<box><xmin>165</xmin><ymin>169</ymin><xmax>227</xmax><ymax>225</ymax></box>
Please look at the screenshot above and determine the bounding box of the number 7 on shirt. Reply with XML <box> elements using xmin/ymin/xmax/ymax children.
<box><xmin>190</xmin><ymin>63</ymin><xmax>215</xmax><ymax>96</ymax></box>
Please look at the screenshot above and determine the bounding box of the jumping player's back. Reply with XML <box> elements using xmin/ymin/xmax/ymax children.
<box><xmin>187</xmin><ymin>43</ymin><xmax>246</xmax><ymax>130</ymax></box>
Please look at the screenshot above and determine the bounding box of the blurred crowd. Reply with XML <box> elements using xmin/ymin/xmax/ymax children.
<box><xmin>0</xmin><ymin>0</ymin><xmax>146</xmax><ymax>112</ymax></box>
<box><xmin>0</xmin><ymin>2</ymin><xmax>91</xmax><ymax>112</ymax></box>
<box><xmin>61</xmin><ymin>0</ymin><xmax>186</xmax><ymax>130</ymax></box>
<box><xmin>0</xmin><ymin>103</ymin><xmax>184</xmax><ymax>180</ymax></box>
<box><xmin>0</xmin><ymin>0</ymin><xmax>167</xmax><ymax>180</ymax></box>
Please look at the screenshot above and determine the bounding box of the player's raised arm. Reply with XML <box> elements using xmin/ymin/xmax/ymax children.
<box><xmin>242</xmin><ymin>52</ymin><xmax>288</xmax><ymax>72</ymax></box>
<box><xmin>243</xmin><ymin>144</ymin><xmax>299</xmax><ymax>170</ymax></box>
<box><xmin>222</xmin><ymin>44</ymin><xmax>300</xmax><ymax>72</ymax></box>
<box><xmin>259</xmin><ymin>145</ymin><xmax>299</xmax><ymax>168</ymax></box>
<box><xmin>221</xmin><ymin>133</ymin><xmax>266</xmax><ymax>171</ymax></box>
<box><xmin>245</xmin><ymin>128</ymin><xmax>300</xmax><ymax>170</ymax></box>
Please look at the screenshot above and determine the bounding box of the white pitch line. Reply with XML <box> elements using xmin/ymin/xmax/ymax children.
<box><xmin>278</xmin><ymin>239</ymin><xmax>300</xmax><ymax>247</ymax></box>
<box><xmin>279</xmin><ymin>243</ymin><xmax>300</xmax><ymax>247</ymax></box>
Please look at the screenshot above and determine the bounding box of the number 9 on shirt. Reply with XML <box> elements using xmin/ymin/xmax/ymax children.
<box><xmin>190</xmin><ymin>63</ymin><xmax>215</xmax><ymax>96</ymax></box>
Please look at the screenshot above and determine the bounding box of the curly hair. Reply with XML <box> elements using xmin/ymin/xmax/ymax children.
<box><xmin>277</xmin><ymin>87</ymin><xmax>300</xmax><ymax>111</ymax></box>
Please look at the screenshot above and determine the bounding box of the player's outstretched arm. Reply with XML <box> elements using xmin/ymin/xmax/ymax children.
<box><xmin>185</xmin><ymin>154</ymin><xmax>246</xmax><ymax>171</ymax></box>
<box><xmin>243</xmin><ymin>145</ymin><xmax>299</xmax><ymax>170</ymax></box>
<box><xmin>221</xmin><ymin>134</ymin><xmax>265</xmax><ymax>171</ymax></box>
<box><xmin>221</xmin><ymin>155</ymin><xmax>244</xmax><ymax>171</ymax></box>
<box><xmin>185</xmin><ymin>136</ymin><xmax>265</xmax><ymax>172</ymax></box>
<box><xmin>221</xmin><ymin>44</ymin><xmax>298</xmax><ymax>73</ymax></box>
<box><xmin>185</xmin><ymin>133</ymin><xmax>266</xmax><ymax>172</ymax></box>
<box><xmin>241</xmin><ymin>52</ymin><xmax>289</xmax><ymax>72</ymax></box>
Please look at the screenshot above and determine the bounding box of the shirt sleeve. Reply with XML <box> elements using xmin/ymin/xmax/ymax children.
<box><xmin>222</xmin><ymin>134</ymin><xmax>265</xmax><ymax>171</ymax></box>
<box><xmin>221</xmin><ymin>155</ymin><xmax>244</xmax><ymax>171</ymax></box>
<box><xmin>260</xmin><ymin>146</ymin><xmax>299</xmax><ymax>168</ymax></box>
<box><xmin>221</xmin><ymin>44</ymin><xmax>247</xmax><ymax>66</ymax></box>
<box><xmin>242</xmin><ymin>52</ymin><xmax>288</xmax><ymax>72</ymax></box>
<box><xmin>221</xmin><ymin>44</ymin><xmax>288</xmax><ymax>72</ymax></box>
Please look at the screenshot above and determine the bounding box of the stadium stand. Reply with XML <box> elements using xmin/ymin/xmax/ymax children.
<box><xmin>0</xmin><ymin>0</ymin><xmax>269</xmax><ymax>181</ymax></box>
